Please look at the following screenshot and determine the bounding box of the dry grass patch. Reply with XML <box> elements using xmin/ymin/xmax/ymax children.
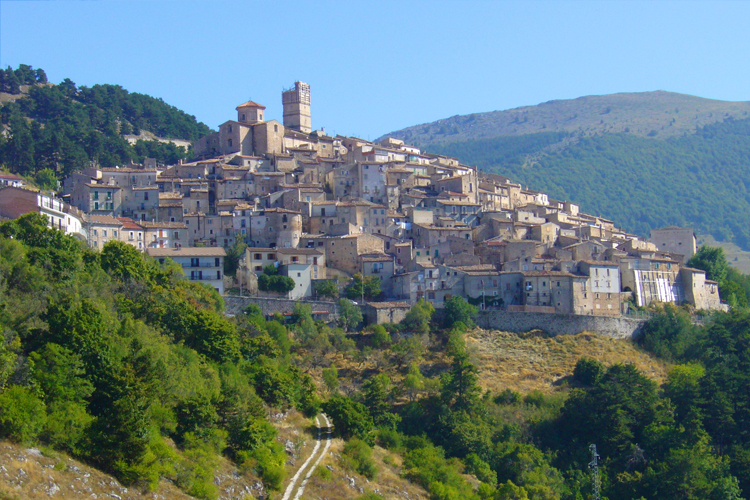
<box><xmin>300</xmin><ymin>438</ymin><xmax>428</xmax><ymax>500</ymax></box>
<box><xmin>467</xmin><ymin>329</ymin><xmax>670</xmax><ymax>394</ymax></box>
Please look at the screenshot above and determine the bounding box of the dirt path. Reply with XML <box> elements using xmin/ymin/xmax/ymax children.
<box><xmin>281</xmin><ymin>413</ymin><xmax>331</xmax><ymax>500</ymax></box>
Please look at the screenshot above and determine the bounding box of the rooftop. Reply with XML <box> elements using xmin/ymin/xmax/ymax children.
<box><xmin>236</xmin><ymin>100</ymin><xmax>266</xmax><ymax>110</ymax></box>
<box><xmin>147</xmin><ymin>247</ymin><xmax>227</xmax><ymax>257</ymax></box>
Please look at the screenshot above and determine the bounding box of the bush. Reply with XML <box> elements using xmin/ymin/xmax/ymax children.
<box><xmin>377</xmin><ymin>428</ymin><xmax>403</xmax><ymax>451</ymax></box>
<box><xmin>251</xmin><ymin>445</ymin><xmax>286</xmax><ymax>491</ymax></box>
<box><xmin>442</xmin><ymin>296</ymin><xmax>478</xmax><ymax>329</ymax></box>
<box><xmin>322</xmin><ymin>396</ymin><xmax>374</xmax><ymax>442</ymax></box>
<box><xmin>313</xmin><ymin>465</ymin><xmax>332</xmax><ymax>480</ymax></box>
<box><xmin>573</xmin><ymin>357</ymin><xmax>603</xmax><ymax>386</ymax></box>
<box><xmin>522</xmin><ymin>390</ymin><xmax>546</xmax><ymax>408</ymax></box>
<box><xmin>0</xmin><ymin>385</ymin><xmax>47</xmax><ymax>444</ymax></box>
<box><xmin>371</xmin><ymin>325</ymin><xmax>392</xmax><ymax>348</ymax></box>
<box><xmin>494</xmin><ymin>388</ymin><xmax>521</xmax><ymax>405</ymax></box>
<box><xmin>342</xmin><ymin>438</ymin><xmax>378</xmax><ymax>480</ymax></box>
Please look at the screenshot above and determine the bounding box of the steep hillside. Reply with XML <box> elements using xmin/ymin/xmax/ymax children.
<box><xmin>382</xmin><ymin>91</ymin><xmax>750</xmax><ymax>147</ymax></box>
<box><xmin>434</xmin><ymin>118</ymin><xmax>750</xmax><ymax>248</ymax></box>
<box><xmin>0</xmin><ymin>64</ymin><xmax>212</xmax><ymax>181</ymax></box>
<box><xmin>382</xmin><ymin>90</ymin><xmax>750</xmax><ymax>249</ymax></box>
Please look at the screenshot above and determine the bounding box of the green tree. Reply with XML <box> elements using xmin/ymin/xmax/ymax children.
<box><xmin>223</xmin><ymin>240</ymin><xmax>247</xmax><ymax>278</ymax></box>
<box><xmin>346</xmin><ymin>273</ymin><xmax>381</xmax><ymax>301</ymax></box>
<box><xmin>688</xmin><ymin>246</ymin><xmax>729</xmax><ymax>285</ymax></box>
<box><xmin>338</xmin><ymin>298</ymin><xmax>363</xmax><ymax>332</ymax></box>
<box><xmin>321</xmin><ymin>395</ymin><xmax>374</xmax><ymax>442</ymax></box>
<box><xmin>316</xmin><ymin>280</ymin><xmax>339</xmax><ymax>300</ymax></box>
<box><xmin>573</xmin><ymin>357</ymin><xmax>603</xmax><ymax>386</ymax></box>
<box><xmin>30</xmin><ymin>343</ymin><xmax>94</xmax><ymax>406</ymax></box>
<box><xmin>322</xmin><ymin>366</ymin><xmax>339</xmax><ymax>394</ymax></box>
<box><xmin>402</xmin><ymin>299</ymin><xmax>435</xmax><ymax>335</ymax></box>
<box><xmin>443</xmin><ymin>296</ymin><xmax>478</xmax><ymax>329</ymax></box>
<box><xmin>363</xmin><ymin>373</ymin><xmax>399</xmax><ymax>429</ymax></box>
<box><xmin>403</xmin><ymin>362</ymin><xmax>425</xmax><ymax>401</ymax></box>
<box><xmin>0</xmin><ymin>385</ymin><xmax>47</xmax><ymax>444</ymax></box>
<box><xmin>370</xmin><ymin>324</ymin><xmax>391</xmax><ymax>348</ymax></box>
<box><xmin>441</xmin><ymin>349</ymin><xmax>482</xmax><ymax>414</ymax></box>
<box><xmin>34</xmin><ymin>168</ymin><xmax>58</xmax><ymax>191</ymax></box>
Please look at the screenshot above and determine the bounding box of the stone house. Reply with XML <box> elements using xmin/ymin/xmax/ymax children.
<box><xmin>85</xmin><ymin>215</ymin><xmax>123</xmax><ymax>250</ymax></box>
<box><xmin>248</xmin><ymin>208</ymin><xmax>302</xmax><ymax>249</ymax></box>
<box><xmin>139</xmin><ymin>221</ymin><xmax>188</xmax><ymax>249</ymax></box>
<box><xmin>649</xmin><ymin>226</ymin><xmax>697</xmax><ymax>264</ymax></box>
<box><xmin>362</xmin><ymin>302</ymin><xmax>412</xmax><ymax>325</ymax></box>
<box><xmin>148</xmin><ymin>247</ymin><xmax>226</xmax><ymax>294</ymax></box>
<box><xmin>299</xmin><ymin>233</ymin><xmax>384</xmax><ymax>276</ymax></box>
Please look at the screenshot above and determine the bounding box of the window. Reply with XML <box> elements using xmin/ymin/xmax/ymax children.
<box><xmin>103</xmin><ymin>230</ymin><xmax>108</xmax><ymax>237</ymax></box>
<box><xmin>144</xmin><ymin>192</ymin><xmax>149</xmax><ymax>201</ymax></box>
<box><xmin>190</xmin><ymin>258</ymin><xmax>199</xmax><ymax>267</ymax></box>
<box><xmin>215</xmin><ymin>258</ymin><xmax>220</xmax><ymax>267</ymax></box>
<box><xmin>254</xmin><ymin>253</ymin><xmax>261</xmax><ymax>260</ymax></box>
<box><xmin>267</xmin><ymin>254</ymin><xmax>275</xmax><ymax>260</ymax></box>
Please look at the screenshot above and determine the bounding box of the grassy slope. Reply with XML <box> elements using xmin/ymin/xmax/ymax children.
<box><xmin>466</xmin><ymin>329</ymin><xmax>669</xmax><ymax>395</ymax></box>
<box><xmin>381</xmin><ymin>91</ymin><xmax>750</xmax><ymax>146</ymax></box>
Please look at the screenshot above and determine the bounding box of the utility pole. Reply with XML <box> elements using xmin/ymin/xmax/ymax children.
<box><xmin>589</xmin><ymin>444</ymin><xmax>601</xmax><ymax>500</ymax></box>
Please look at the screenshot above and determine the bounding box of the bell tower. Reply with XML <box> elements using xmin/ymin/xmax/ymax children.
<box><xmin>282</xmin><ymin>81</ymin><xmax>311</xmax><ymax>133</ymax></box>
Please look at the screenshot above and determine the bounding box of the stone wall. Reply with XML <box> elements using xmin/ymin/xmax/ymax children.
<box><xmin>224</xmin><ymin>295</ymin><xmax>338</xmax><ymax>320</ymax></box>
<box><xmin>476</xmin><ymin>310</ymin><xmax>646</xmax><ymax>339</ymax></box>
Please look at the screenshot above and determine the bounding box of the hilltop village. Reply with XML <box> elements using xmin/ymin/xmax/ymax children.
<box><xmin>0</xmin><ymin>81</ymin><xmax>724</xmax><ymax>316</ymax></box>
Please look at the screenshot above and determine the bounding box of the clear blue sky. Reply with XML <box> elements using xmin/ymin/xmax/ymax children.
<box><xmin>2</xmin><ymin>0</ymin><xmax>749</xmax><ymax>140</ymax></box>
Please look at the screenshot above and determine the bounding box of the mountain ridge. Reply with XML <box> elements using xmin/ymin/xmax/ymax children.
<box><xmin>380</xmin><ymin>90</ymin><xmax>750</xmax><ymax>147</ymax></box>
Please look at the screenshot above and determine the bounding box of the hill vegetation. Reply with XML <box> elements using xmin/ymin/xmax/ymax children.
<box><xmin>4</xmin><ymin>213</ymin><xmax>750</xmax><ymax>499</ymax></box>
<box><xmin>0</xmin><ymin>64</ymin><xmax>212</xmax><ymax>182</ymax></box>
<box><xmin>382</xmin><ymin>90</ymin><xmax>750</xmax><ymax>146</ymax></box>
<box><xmin>432</xmin><ymin>117</ymin><xmax>750</xmax><ymax>248</ymax></box>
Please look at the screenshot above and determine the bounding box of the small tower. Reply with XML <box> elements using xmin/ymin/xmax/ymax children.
<box><xmin>236</xmin><ymin>100</ymin><xmax>266</xmax><ymax>124</ymax></box>
<box><xmin>282</xmin><ymin>81</ymin><xmax>311</xmax><ymax>133</ymax></box>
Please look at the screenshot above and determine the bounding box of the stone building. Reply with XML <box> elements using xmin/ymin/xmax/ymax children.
<box><xmin>148</xmin><ymin>247</ymin><xmax>226</xmax><ymax>294</ymax></box>
<box><xmin>650</xmin><ymin>226</ymin><xmax>697</xmax><ymax>264</ymax></box>
<box><xmin>282</xmin><ymin>81</ymin><xmax>311</xmax><ymax>133</ymax></box>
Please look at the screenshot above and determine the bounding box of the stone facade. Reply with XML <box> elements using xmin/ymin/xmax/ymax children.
<box><xmin>476</xmin><ymin>310</ymin><xmax>646</xmax><ymax>339</ymax></box>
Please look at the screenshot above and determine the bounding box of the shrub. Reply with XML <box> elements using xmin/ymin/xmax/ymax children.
<box><xmin>377</xmin><ymin>428</ymin><xmax>403</xmax><ymax>451</ymax></box>
<box><xmin>494</xmin><ymin>388</ymin><xmax>521</xmax><ymax>405</ymax></box>
<box><xmin>0</xmin><ymin>385</ymin><xmax>47</xmax><ymax>444</ymax></box>
<box><xmin>371</xmin><ymin>325</ymin><xmax>392</xmax><ymax>348</ymax></box>
<box><xmin>322</xmin><ymin>396</ymin><xmax>374</xmax><ymax>442</ymax></box>
<box><xmin>342</xmin><ymin>438</ymin><xmax>378</xmax><ymax>480</ymax></box>
<box><xmin>523</xmin><ymin>390</ymin><xmax>546</xmax><ymax>408</ymax></box>
<box><xmin>313</xmin><ymin>465</ymin><xmax>332</xmax><ymax>480</ymax></box>
<box><xmin>573</xmin><ymin>357</ymin><xmax>603</xmax><ymax>386</ymax></box>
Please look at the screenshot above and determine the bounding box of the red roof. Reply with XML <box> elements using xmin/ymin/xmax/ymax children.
<box><xmin>236</xmin><ymin>100</ymin><xmax>266</xmax><ymax>110</ymax></box>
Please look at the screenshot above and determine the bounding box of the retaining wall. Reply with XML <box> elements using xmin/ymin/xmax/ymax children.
<box><xmin>476</xmin><ymin>310</ymin><xmax>647</xmax><ymax>339</ymax></box>
<box><xmin>224</xmin><ymin>295</ymin><xmax>338</xmax><ymax>320</ymax></box>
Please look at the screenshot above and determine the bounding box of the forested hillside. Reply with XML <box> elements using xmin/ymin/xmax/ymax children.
<box><xmin>3</xmin><ymin>213</ymin><xmax>750</xmax><ymax>499</ymax></box>
<box><xmin>431</xmin><ymin>117</ymin><xmax>750</xmax><ymax>248</ymax></box>
<box><xmin>0</xmin><ymin>64</ymin><xmax>212</xmax><ymax>183</ymax></box>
